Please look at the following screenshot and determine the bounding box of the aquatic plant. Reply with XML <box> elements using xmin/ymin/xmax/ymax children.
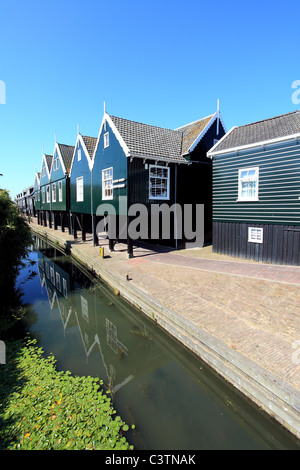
<box><xmin>0</xmin><ymin>339</ymin><xmax>133</xmax><ymax>450</ymax></box>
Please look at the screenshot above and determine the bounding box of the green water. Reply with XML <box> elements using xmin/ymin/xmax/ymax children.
<box><xmin>15</xmin><ymin>236</ymin><xmax>300</xmax><ymax>450</ymax></box>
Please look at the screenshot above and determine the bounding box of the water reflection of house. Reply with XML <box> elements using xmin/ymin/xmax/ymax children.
<box><xmin>37</xmin><ymin>247</ymin><xmax>76</xmax><ymax>332</ymax></box>
<box><xmin>72</xmin><ymin>269</ymin><xmax>165</xmax><ymax>393</ymax></box>
<box><xmin>36</xmin><ymin>242</ymin><xmax>165</xmax><ymax>393</ymax></box>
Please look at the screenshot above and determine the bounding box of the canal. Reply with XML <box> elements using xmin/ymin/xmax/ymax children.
<box><xmin>15</xmin><ymin>236</ymin><xmax>300</xmax><ymax>450</ymax></box>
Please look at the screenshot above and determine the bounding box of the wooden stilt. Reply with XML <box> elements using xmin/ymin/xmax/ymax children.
<box><xmin>81</xmin><ymin>214</ymin><xmax>86</xmax><ymax>241</ymax></box>
<box><xmin>73</xmin><ymin>214</ymin><xmax>77</xmax><ymax>239</ymax></box>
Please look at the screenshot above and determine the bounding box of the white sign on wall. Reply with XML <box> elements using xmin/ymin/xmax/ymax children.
<box><xmin>248</xmin><ymin>227</ymin><xmax>263</xmax><ymax>243</ymax></box>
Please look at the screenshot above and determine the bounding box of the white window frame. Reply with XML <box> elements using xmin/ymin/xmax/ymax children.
<box><xmin>81</xmin><ymin>295</ymin><xmax>89</xmax><ymax>321</ymax></box>
<box><xmin>104</xmin><ymin>132</ymin><xmax>109</xmax><ymax>149</ymax></box>
<box><xmin>50</xmin><ymin>266</ymin><xmax>55</xmax><ymax>284</ymax></box>
<box><xmin>78</xmin><ymin>148</ymin><xmax>81</xmax><ymax>161</ymax></box>
<box><xmin>237</xmin><ymin>167</ymin><xmax>259</xmax><ymax>202</ymax></box>
<box><xmin>76</xmin><ymin>176</ymin><xmax>84</xmax><ymax>202</ymax></box>
<box><xmin>46</xmin><ymin>185</ymin><xmax>50</xmax><ymax>203</ymax></box>
<box><xmin>56</xmin><ymin>272</ymin><xmax>61</xmax><ymax>292</ymax></box>
<box><xmin>58</xmin><ymin>181</ymin><xmax>63</xmax><ymax>202</ymax></box>
<box><xmin>52</xmin><ymin>182</ymin><xmax>56</xmax><ymax>202</ymax></box>
<box><xmin>149</xmin><ymin>164</ymin><xmax>170</xmax><ymax>200</ymax></box>
<box><xmin>102</xmin><ymin>167</ymin><xmax>113</xmax><ymax>200</ymax></box>
<box><xmin>63</xmin><ymin>278</ymin><xmax>68</xmax><ymax>299</ymax></box>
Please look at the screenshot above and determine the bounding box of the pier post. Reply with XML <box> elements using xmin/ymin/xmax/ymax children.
<box><xmin>81</xmin><ymin>214</ymin><xmax>86</xmax><ymax>241</ymax></box>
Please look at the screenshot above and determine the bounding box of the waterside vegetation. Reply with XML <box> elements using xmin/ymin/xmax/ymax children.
<box><xmin>0</xmin><ymin>189</ymin><xmax>133</xmax><ymax>450</ymax></box>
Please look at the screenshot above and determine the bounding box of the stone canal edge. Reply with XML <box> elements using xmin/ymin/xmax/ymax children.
<box><xmin>30</xmin><ymin>224</ymin><xmax>300</xmax><ymax>440</ymax></box>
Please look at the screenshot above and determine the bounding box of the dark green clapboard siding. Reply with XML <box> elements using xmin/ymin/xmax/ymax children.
<box><xmin>212</xmin><ymin>139</ymin><xmax>300</xmax><ymax>225</ymax></box>
<box><xmin>50</xmin><ymin>178</ymin><xmax>68</xmax><ymax>212</ymax></box>
<box><xmin>92</xmin><ymin>121</ymin><xmax>127</xmax><ymax>215</ymax></box>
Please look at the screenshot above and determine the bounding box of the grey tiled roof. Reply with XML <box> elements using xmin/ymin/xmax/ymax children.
<box><xmin>45</xmin><ymin>155</ymin><xmax>53</xmax><ymax>172</ymax></box>
<box><xmin>177</xmin><ymin>114</ymin><xmax>215</xmax><ymax>154</ymax></box>
<box><xmin>110</xmin><ymin>115</ymin><xmax>184</xmax><ymax>161</ymax></box>
<box><xmin>58</xmin><ymin>143</ymin><xmax>75</xmax><ymax>173</ymax></box>
<box><xmin>109</xmin><ymin>113</ymin><xmax>215</xmax><ymax>162</ymax></box>
<box><xmin>82</xmin><ymin>135</ymin><xmax>97</xmax><ymax>158</ymax></box>
<box><xmin>211</xmin><ymin>111</ymin><xmax>300</xmax><ymax>153</ymax></box>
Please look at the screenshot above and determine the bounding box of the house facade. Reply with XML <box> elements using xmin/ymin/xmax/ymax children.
<box><xmin>33</xmin><ymin>170</ymin><xmax>41</xmax><ymax>217</ymax></box>
<box><xmin>38</xmin><ymin>153</ymin><xmax>53</xmax><ymax>227</ymax></box>
<box><xmin>208</xmin><ymin>110</ymin><xmax>300</xmax><ymax>265</ymax></box>
<box><xmin>69</xmin><ymin>133</ymin><xmax>97</xmax><ymax>240</ymax></box>
<box><xmin>91</xmin><ymin>109</ymin><xmax>226</xmax><ymax>253</ymax></box>
<box><xmin>49</xmin><ymin>142</ymin><xmax>74</xmax><ymax>232</ymax></box>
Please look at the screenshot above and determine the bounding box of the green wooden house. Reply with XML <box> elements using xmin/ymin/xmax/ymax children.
<box><xmin>207</xmin><ymin>110</ymin><xmax>300</xmax><ymax>265</ymax></box>
<box><xmin>90</xmin><ymin>107</ymin><xmax>226</xmax><ymax>253</ymax></box>
<box><xmin>49</xmin><ymin>142</ymin><xmax>74</xmax><ymax>232</ymax></box>
<box><xmin>33</xmin><ymin>170</ymin><xmax>41</xmax><ymax>214</ymax></box>
<box><xmin>38</xmin><ymin>153</ymin><xmax>53</xmax><ymax>226</ymax></box>
<box><xmin>69</xmin><ymin>133</ymin><xmax>97</xmax><ymax>240</ymax></box>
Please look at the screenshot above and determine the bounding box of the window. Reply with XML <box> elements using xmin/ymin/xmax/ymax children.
<box><xmin>52</xmin><ymin>182</ymin><xmax>56</xmax><ymax>202</ymax></box>
<box><xmin>149</xmin><ymin>165</ymin><xmax>170</xmax><ymax>199</ymax></box>
<box><xmin>104</xmin><ymin>132</ymin><xmax>109</xmax><ymax>148</ymax></box>
<box><xmin>46</xmin><ymin>185</ymin><xmax>50</xmax><ymax>203</ymax></box>
<box><xmin>58</xmin><ymin>181</ymin><xmax>63</xmax><ymax>202</ymax></box>
<box><xmin>76</xmin><ymin>176</ymin><xmax>84</xmax><ymax>202</ymax></box>
<box><xmin>42</xmin><ymin>187</ymin><xmax>45</xmax><ymax>203</ymax></box>
<box><xmin>81</xmin><ymin>295</ymin><xmax>89</xmax><ymax>321</ymax></box>
<box><xmin>45</xmin><ymin>262</ymin><xmax>49</xmax><ymax>279</ymax></box>
<box><xmin>63</xmin><ymin>278</ymin><xmax>68</xmax><ymax>298</ymax></box>
<box><xmin>238</xmin><ymin>167</ymin><xmax>259</xmax><ymax>201</ymax></box>
<box><xmin>102</xmin><ymin>167</ymin><xmax>113</xmax><ymax>200</ymax></box>
<box><xmin>50</xmin><ymin>266</ymin><xmax>55</xmax><ymax>284</ymax></box>
<box><xmin>42</xmin><ymin>166</ymin><xmax>46</xmax><ymax>177</ymax></box>
<box><xmin>78</xmin><ymin>148</ymin><xmax>81</xmax><ymax>161</ymax></box>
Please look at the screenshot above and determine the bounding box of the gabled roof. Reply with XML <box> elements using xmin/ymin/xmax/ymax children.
<box><xmin>175</xmin><ymin>114</ymin><xmax>217</xmax><ymax>155</ymax></box>
<box><xmin>57</xmin><ymin>143</ymin><xmax>75</xmax><ymax>173</ymax></box>
<box><xmin>45</xmin><ymin>154</ymin><xmax>53</xmax><ymax>172</ymax></box>
<box><xmin>109</xmin><ymin>115</ymin><xmax>184</xmax><ymax>161</ymax></box>
<box><xmin>81</xmin><ymin>135</ymin><xmax>97</xmax><ymax>158</ymax></box>
<box><xmin>69</xmin><ymin>133</ymin><xmax>97</xmax><ymax>176</ymax></box>
<box><xmin>100</xmin><ymin>111</ymin><xmax>223</xmax><ymax>164</ymax></box>
<box><xmin>208</xmin><ymin>110</ymin><xmax>300</xmax><ymax>156</ymax></box>
<box><xmin>40</xmin><ymin>153</ymin><xmax>53</xmax><ymax>181</ymax></box>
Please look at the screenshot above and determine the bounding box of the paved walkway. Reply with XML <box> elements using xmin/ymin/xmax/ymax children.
<box><xmin>29</xmin><ymin>220</ymin><xmax>300</xmax><ymax>438</ymax></box>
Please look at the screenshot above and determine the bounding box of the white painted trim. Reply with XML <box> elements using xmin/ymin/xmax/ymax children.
<box><xmin>91</xmin><ymin>112</ymin><xmax>131</xmax><ymax>170</ymax></box>
<box><xmin>149</xmin><ymin>164</ymin><xmax>170</xmax><ymax>200</ymax></box>
<box><xmin>69</xmin><ymin>133</ymin><xmax>94</xmax><ymax>177</ymax></box>
<box><xmin>237</xmin><ymin>166</ymin><xmax>259</xmax><ymax>202</ymax></box>
<box><xmin>41</xmin><ymin>153</ymin><xmax>52</xmax><ymax>181</ymax></box>
<box><xmin>102</xmin><ymin>167</ymin><xmax>113</xmax><ymax>200</ymax></box>
<box><xmin>76</xmin><ymin>176</ymin><xmax>84</xmax><ymax>202</ymax></box>
<box><xmin>52</xmin><ymin>142</ymin><xmax>67</xmax><ymax>176</ymax></box>
<box><xmin>207</xmin><ymin>126</ymin><xmax>237</xmax><ymax>158</ymax></box>
<box><xmin>208</xmin><ymin>130</ymin><xmax>300</xmax><ymax>158</ymax></box>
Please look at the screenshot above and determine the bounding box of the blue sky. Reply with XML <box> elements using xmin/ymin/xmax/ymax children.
<box><xmin>0</xmin><ymin>0</ymin><xmax>299</xmax><ymax>199</ymax></box>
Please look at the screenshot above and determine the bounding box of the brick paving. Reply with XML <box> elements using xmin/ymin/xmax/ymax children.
<box><xmin>29</xmin><ymin>220</ymin><xmax>300</xmax><ymax>435</ymax></box>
